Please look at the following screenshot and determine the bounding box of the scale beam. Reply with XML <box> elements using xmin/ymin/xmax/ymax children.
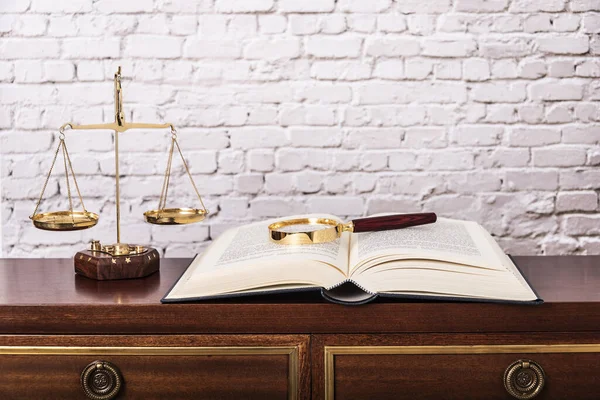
<box><xmin>60</xmin><ymin>122</ymin><xmax>175</xmax><ymax>134</ymax></box>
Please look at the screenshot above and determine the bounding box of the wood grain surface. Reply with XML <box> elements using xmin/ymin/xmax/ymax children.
<box><xmin>312</xmin><ymin>333</ymin><xmax>600</xmax><ymax>400</ymax></box>
<box><xmin>0</xmin><ymin>335</ymin><xmax>310</xmax><ymax>400</ymax></box>
<box><xmin>0</xmin><ymin>256</ymin><xmax>598</xmax><ymax>335</ymax></box>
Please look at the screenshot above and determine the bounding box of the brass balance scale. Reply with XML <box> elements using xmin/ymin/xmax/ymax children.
<box><xmin>29</xmin><ymin>67</ymin><xmax>209</xmax><ymax>280</ymax></box>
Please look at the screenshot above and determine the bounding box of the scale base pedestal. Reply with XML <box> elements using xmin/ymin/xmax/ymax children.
<box><xmin>74</xmin><ymin>248</ymin><xmax>160</xmax><ymax>281</ymax></box>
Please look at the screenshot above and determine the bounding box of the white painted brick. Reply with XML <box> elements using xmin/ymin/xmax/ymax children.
<box><xmin>306</xmin><ymin>36</ymin><xmax>362</xmax><ymax>58</ymax></box>
<box><xmin>347</xmin><ymin>15</ymin><xmax>377</xmax><ymax>33</ymax></box>
<box><xmin>265</xmin><ymin>173</ymin><xmax>295</xmax><ymax>193</ymax></box>
<box><xmin>422</xmin><ymin>39</ymin><xmax>477</xmax><ymax>57</ymax></box>
<box><xmin>290</xmin><ymin>128</ymin><xmax>342</xmax><ymax>147</ymax></box>
<box><xmin>545</xmin><ymin>104</ymin><xmax>573</xmax><ymax>123</ymax></box>
<box><xmin>453</xmin><ymin>125</ymin><xmax>503</xmax><ymax>146</ymax></box>
<box><xmin>373</xmin><ymin>60</ymin><xmax>404</xmax><ymax>79</ymax></box>
<box><xmin>247</xmin><ymin>150</ymin><xmax>274</xmax><ymax>172</ymax></box>
<box><xmin>506</xmin><ymin>170</ymin><xmax>558</xmax><ymax>191</ymax></box>
<box><xmin>360</xmin><ymin>152</ymin><xmax>388</xmax><ymax>171</ymax></box>
<box><xmin>169</xmin><ymin>16</ymin><xmax>198</xmax><ymax>36</ymax></box>
<box><xmin>280</xmin><ymin>105</ymin><xmax>336</xmax><ymax>126</ymax></box>
<box><xmin>307</xmin><ymin>196</ymin><xmax>363</xmax><ymax>216</ymax></box>
<box><xmin>357</xmin><ymin>82</ymin><xmax>467</xmax><ymax>104</ymax></box>
<box><xmin>94</xmin><ymin>0</ymin><xmax>154</xmax><ymax>13</ymax></box>
<box><xmin>480</xmin><ymin>38</ymin><xmax>534</xmax><ymax>58</ymax></box>
<box><xmin>403</xmin><ymin>127</ymin><xmax>447</xmax><ymax>148</ymax></box>
<box><xmin>334</xmin><ymin>152</ymin><xmax>359</xmax><ymax>171</ymax></box>
<box><xmin>229</xmin><ymin>15</ymin><xmax>258</xmax><ymax>38</ymax></box>
<box><xmin>562</xmin><ymin>125</ymin><xmax>600</xmax><ymax>144</ymax></box>
<box><xmin>216</xmin><ymin>0</ymin><xmax>273</xmax><ymax>12</ymax></box>
<box><xmin>397</xmin><ymin>0</ymin><xmax>452</xmax><ymax>13</ymax></box>
<box><xmin>407</xmin><ymin>15</ymin><xmax>437</xmax><ymax>35</ymax></box>
<box><xmin>552</xmin><ymin>14</ymin><xmax>580</xmax><ymax>31</ymax></box>
<box><xmin>259</xmin><ymin>15</ymin><xmax>287</xmax><ymax>34</ymax></box>
<box><xmin>575</xmin><ymin>61</ymin><xmax>600</xmax><ymax>77</ymax></box>
<box><xmin>14</xmin><ymin>60</ymin><xmax>43</xmax><ymax>83</ymax></box>
<box><xmin>471</xmin><ymin>82</ymin><xmax>527</xmax><ymax>103</ymax></box>
<box><xmin>320</xmin><ymin>15</ymin><xmax>347</xmax><ymax>34</ymax></box>
<box><xmin>420</xmin><ymin>150</ymin><xmax>475</xmax><ymax>170</ymax></box>
<box><xmin>365</xmin><ymin>37</ymin><xmax>420</xmax><ymax>57</ymax></box>
<box><xmin>475</xmin><ymin>148</ymin><xmax>530</xmax><ymax>168</ymax></box>
<box><xmin>235</xmin><ymin>173</ymin><xmax>263</xmax><ymax>194</ymax></box>
<box><xmin>533</xmin><ymin>147</ymin><xmax>587</xmax><ymax>167</ymax></box>
<box><xmin>519</xmin><ymin>59</ymin><xmax>546</xmax><ymax>79</ymax></box>
<box><xmin>310</xmin><ymin>61</ymin><xmax>371</xmax><ymax>81</ymax></box>
<box><xmin>556</xmin><ymin>192</ymin><xmax>598</xmax><ymax>212</ymax></box>
<box><xmin>524</xmin><ymin>14</ymin><xmax>552</xmax><ymax>32</ymax></box>
<box><xmin>367</xmin><ymin>197</ymin><xmax>421</xmax><ymax>214</ymax></box>
<box><xmin>538</xmin><ymin>36</ymin><xmax>589</xmax><ymax>55</ymax></box>
<box><xmin>530</xmin><ymin>81</ymin><xmax>584</xmax><ymax>101</ymax></box>
<box><xmin>13</xmin><ymin>14</ymin><xmax>47</xmax><ymax>37</ymax></box>
<box><xmin>564</xmin><ymin>215</ymin><xmax>600</xmax><ymax>235</ymax></box>
<box><xmin>571</xmin><ymin>0</ymin><xmax>600</xmax><ymax>12</ymax></box>
<box><xmin>184</xmin><ymin>39</ymin><xmax>241</xmax><ymax>59</ymax></box>
<box><xmin>388</xmin><ymin>151</ymin><xmax>418</xmax><ymax>171</ymax></box>
<box><xmin>491</xmin><ymin>59</ymin><xmax>518</xmax><ymax>78</ymax></box>
<box><xmin>338</xmin><ymin>0</ymin><xmax>391</xmax><ymax>12</ymax></box>
<box><xmin>548</xmin><ymin>60</ymin><xmax>574</xmax><ymax>77</ymax></box>
<box><xmin>250</xmin><ymin>197</ymin><xmax>305</xmax><ymax>217</ymax></box>
<box><xmin>124</xmin><ymin>36</ymin><xmax>182</xmax><ymax>59</ymax></box>
<box><xmin>560</xmin><ymin>169</ymin><xmax>600</xmax><ymax>190</ymax></box>
<box><xmin>289</xmin><ymin>15</ymin><xmax>319</xmax><ymax>35</ymax></box>
<box><xmin>76</xmin><ymin>61</ymin><xmax>104</xmax><ymax>81</ymax></box>
<box><xmin>245</xmin><ymin>38</ymin><xmax>300</xmax><ymax>60</ymax></box>
<box><xmin>344</xmin><ymin>129</ymin><xmax>402</xmax><ymax>149</ymax></box>
<box><xmin>63</xmin><ymin>38</ymin><xmax>119</xmax><ymax>59</ymax></box>
<box><xmin>294</xmin><ymin>84</ymin><xmax>352</xmax><ymax>104</ymax></box>
<box><xmin>1</xmin><ymin>39</ymin><xmax>60</xmax><ymax>59</ymax></box>
<box><xmin>463</xmin><ymin>58</ymin><xmax>490</xmax><ymax>81</ymax></box>
<box><xmin>510</xmin><ymin>0</ymin><xmax>566</xmax><ymax>12</ymax></box>
<box><xmin>509</xmin><ymin>127</ymin><xmax>561</xmax><ymax>146</ymax></box>
<box><xmin>455</xmin><ymin>0</ymin><xmax>508</xmax><ymax>12</ymax></box>
<box><xmin>377</xmin><ymin>15</ymin><xmax>407</xmax><ymax>32</ymax></box>
<box><xmin>435</xmin><ymin>60</ymin><xmax>462</xmax><ymax>80</ymax></box>
<box><xmin>44</xmin><ymin>61</ymin><xmax>75</xmax><ymax>82</ymax></box>
<box><xmin>405</xmin><ymin>59</ymin><xmax>434</xmax><ymax>80</ymax></box>
<box><xmin>295</xmin><ymin>171</ymin><xmax>323</xmax><ymax>193</ymax></box>
<box><xmin>279</xmin><ymin>0</ymin><xmax>334</xmax><ymax>12</ymax></box>
<box><xmin>230</xmin><ymin>128</ymin><xmax>288</xmax><ymax>149</ymax></box>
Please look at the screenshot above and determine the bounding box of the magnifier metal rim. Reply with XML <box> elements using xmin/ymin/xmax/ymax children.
<box><xmin>269</xmin><ymin>218</ymin><xmax>341</xmax><ymax>245</ymax></box>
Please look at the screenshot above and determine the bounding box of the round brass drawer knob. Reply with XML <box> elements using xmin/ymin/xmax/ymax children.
<box><xmin>81</xmin><ymin>360</ymin><xmax>123</xmax><ymax>400</ymax></box>
<box><xmin>504</xmin><ymin>359</ymin><xmax>545</xmax><ymax>399</ymax></box>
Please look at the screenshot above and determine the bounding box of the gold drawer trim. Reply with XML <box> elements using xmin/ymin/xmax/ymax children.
<box><xmin>324</xmin><ymin>344</ymin><xmax>600</xmax><ymax>400</ymax></box>
<box><xmin>0</xmin><ymin>346</ymin><xmax>299</xmax><ymax>400</ymax></box>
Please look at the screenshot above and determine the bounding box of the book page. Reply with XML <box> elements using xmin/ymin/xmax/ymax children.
<box><xmin>349</xmin><ymin>218</ymin><xmax>502</xmax><ymax>275</ymax></box>
<box><xmin>349</xmin><ymin>218</ymin><xmax>537</xmax><ymax>301</ymax></box>
<box><xmin>165</xmin><ymin>214</ymin><xmax>349</xmax><ymax>300</ymax></box>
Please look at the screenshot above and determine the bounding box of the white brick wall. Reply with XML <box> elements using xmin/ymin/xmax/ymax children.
<box><xmin>1</xmin><ymin>0</ymin><xmax>599</xmax><ymax>257</ymax></box>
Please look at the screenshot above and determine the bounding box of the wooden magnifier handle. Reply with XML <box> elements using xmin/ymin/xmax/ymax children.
<box><xmin>351</xmin><ymin>213</ymin><xmax>437</xmax><ymax>233</ymax></box>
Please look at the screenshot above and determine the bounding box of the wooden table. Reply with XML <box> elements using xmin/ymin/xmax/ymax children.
<box><xmin>0</xmin><ymin>256</ymin><xmax>599</xmax><ymax>399</ymax></box>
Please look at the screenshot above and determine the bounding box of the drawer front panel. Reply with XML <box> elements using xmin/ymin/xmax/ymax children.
<box><xmin>0</xmin><ymin>335</ymin><xmax>309</xmax><ymax>400</ymax></box>
<box><xmin>325</xmin><ymin>344</ymin><xmax>600</xmax><ymax>400</ymax></box>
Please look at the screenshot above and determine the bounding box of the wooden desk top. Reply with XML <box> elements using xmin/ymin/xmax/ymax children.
<box><xmin>0</xmin><ymin>256</ymin><xmax>598</xmax><ymax>335</ymax></box>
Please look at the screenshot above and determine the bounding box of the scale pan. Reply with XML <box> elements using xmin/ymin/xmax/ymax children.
<box><xmin>144</xmin><ymin>208</ymin><xmax>207</xmax><ymax>225</ymax></box>
<box><xmin>30</xmin><ymin>211</ymin><xmax>99</xmax><ymax>231</ymax></box>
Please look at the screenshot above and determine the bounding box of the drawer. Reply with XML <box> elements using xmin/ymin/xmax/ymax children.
<box><xmin>313</xmin><ymin>334</ymin><xmax>600</xmax><ymax>400</ymax></box>
<box><xmin>0</xmin><ymin>335</ymin><xmax>309</xmax><ymax>400</ymax></box>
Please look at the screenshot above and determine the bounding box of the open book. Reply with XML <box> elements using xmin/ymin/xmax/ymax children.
<box><xmin>162</xmin><ymin>214</ymin><xmax>541</xmax><ymax>305</ymax></box>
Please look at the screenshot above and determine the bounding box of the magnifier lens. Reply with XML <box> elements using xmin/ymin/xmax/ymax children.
<box><xmin>276</xmin><ymin>223</ymin><xmax>333</xmax><ymax>233</ymax></box>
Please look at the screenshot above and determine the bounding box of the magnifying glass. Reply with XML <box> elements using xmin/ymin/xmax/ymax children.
<box><xmin>269</xmin><ymin>213</ymin><xmax>437</xmax><ymax>245</ymax></box>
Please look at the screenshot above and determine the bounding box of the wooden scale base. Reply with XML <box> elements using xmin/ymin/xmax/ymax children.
<box><xmin>74</xmin><ymin>248</ymin><xmax>160</xmax><ymax>281</ymax></box>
